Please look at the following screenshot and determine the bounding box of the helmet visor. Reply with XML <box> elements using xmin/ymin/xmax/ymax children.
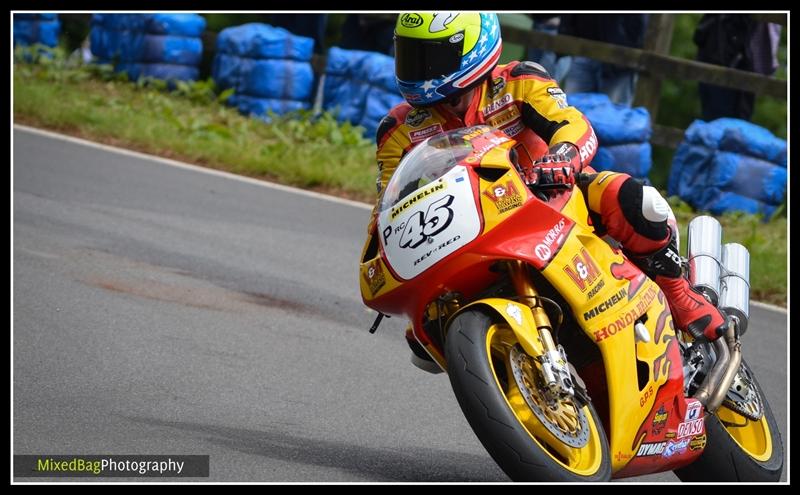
<box><xmin>395</xmin><ymin>33</ymin><xmax>465</xmax><ymax>81</ymax></box>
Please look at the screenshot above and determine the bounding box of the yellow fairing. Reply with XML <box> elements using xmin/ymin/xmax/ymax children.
<box><xmin>452</xmin><ymin>299</ymin><xmax>546</xmax><ymax>358</ymax></box>
<box><xmin>476</xmin><ymin>144</ymin><xmax>532</xmax><ymax>233</ymax></box>
<box><xmin>359</xmin><ymin>233</ymin><xmax>402</xmax><ymax>302</ymax></box>
<box><xmin>542</xmin><ymin>189</ymin><xmax>675</xmax><ymax>472</ymax></box>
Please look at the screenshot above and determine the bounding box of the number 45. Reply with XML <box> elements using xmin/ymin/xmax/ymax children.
<box><xmin>399</xmin><ymin>195</ymin><xmax>455</xmax><ymax>249</ymax></box>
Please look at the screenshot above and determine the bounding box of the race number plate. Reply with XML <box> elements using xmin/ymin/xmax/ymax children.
<box><xmin>380</xmin><ymin>166</ymin><xmax>481</xmax><ymax>280</ymax></box>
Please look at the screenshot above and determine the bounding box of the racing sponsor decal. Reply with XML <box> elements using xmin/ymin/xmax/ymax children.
<box><xmin>489</xmin><ymin>76</ymin><xmax>506</xmax><ymax>98</ymax></box>
<box><xmin>547</xmin><ymin>86</ymin><xmax>568</xmax><ymax>109</ymax></box>
<box><xmin>506</xmin><ymin>303</ymin><xmax>523</xmax><ymax>325</ymax></box>
<box><xmin>413</xmin><ymin>234</ymin><xmax>461</xmax><ymax>266</ymax></box>
<box><xmin>552</xmin><ymin>142</ymin><xmax>572</xmax><ymax>156</ymax></box>
<box><xmin>389</xmin><ymin>182</ymin><xmax>447</xmax><ymax>221</ymax></box>
<box><xmin>639</xmin><ymin>384</ymin><xmax>654</xmax><ymax>408</ymax></box>
<box><xmin>586</xmin><ymin>279</ymin><xmax>606</xmax><ymax>299</ymax></box>
<box><xmin>468</xmin><ymin>134</ymin><xmax>511</xmax><ymax>160</ymax></box>
<box><xmin>676</xmin><ymin>400</ymin><xmax>704</xmax><ymax>438</ymax></box>
<box><xmin>486</xmin><ymin>105</ymin><xmax>520</xmax><ymax>129</ymax></box>
<box><xmin>535</xmin><ymin>244</ymin><xmax>551</xmax><ymax>261</ymax></box>
<box><xmin>501</xmin><ymin>119</ymin><xmax>524</xmax><ymax>137</ymax></box>
<box><xmin>483</xmin><ymin>180</ymin><xmax>523</xmax><ymax>214</ymax></box>
<box><xmin>685</xmin><ymin>399</ymin><xmax>702</xmax><ymax>421</ymax></box>
<box><xmin>534</xmin><ymin>219</ymin><xmax>566</xmax><ymax>262</ymax></box>
<box><xmin>651</xmin><ymin>404</ymin><xmax>668</xmax><ymax>435</ymax></box>
<box><xmin>482</xmin><ymin>94</ymin><xmax>513</xmax><ymax>116</ymax></box>
<box><xmin>689</xmin><ymin>434</ymin><xmax>707</xmax><ymax>451</ymax></box>
<box><xmin>665</xmin><ymin>431</ymin><xmax>676</xmax><ymax>439</ymax></box>
<box><xmin>461</xmin><ymin>127</ymin><xmax>489</xmax><ymax>141</ymax></box>
<box><xmin>636</xmin><ymin>441</ymin><xmax>666</xmax><ymax>457</ymax></box>
<box><xmin>363</xmin><ymin>260</ymin><xmax>386</xmax><ymax>296</ymax></box>
<box><xmin>665</xmin><ymin>245</ymin><xmax>682</xmax><ymax>266</ymax></box>
<box><xmin>677</xmin><ymin>418</ymin><xmax>704</xmax><ymax>439</ymax></box>
<box><xmin>404</xmin><ymin>108</ymin><xmax>431</xmax><ymax>127</ymax></box>
<box><xmin>400</xmin><ymin>13</ymin><xmax>423</xmax><ymax>28</ymax></box>
<box><xmin>614</xmin><ymin>451</ymin><xmax>632</xmax><ymax>463</ymax></box>
<box><xmin>563</xmin><ymin>248</ymin><xmax>601</xmax><ymax>292</ymax></box>
<box><xmin>662</xmin><ymin>438</ymin><xmax>691</xmax><ymax>458</ymax></box>
<box><xmin>584</xmin><ymin>288</ymin><xmax>628</xmax><ymax>321</ymax></box>
<box><xmin>592</xmin><ymin>285</ymin><xmax>658</xmax><ymax>342</ymax></box>
<box><xmin>578</xmin><ymin>128</ymin><xmax>598</xmax><ymax>163</ymax></box>
<box><xmin>410</xmin><ymin>124</ymin><xmax>444</xmax><ymax>143</ymax></box>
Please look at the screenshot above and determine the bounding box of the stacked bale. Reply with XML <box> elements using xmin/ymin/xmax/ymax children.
<box><xmin>322</xmin><ymin>47</ymin><xmax>404</xmax><ymax>140</ymax></box>
<box><xmin>212</xmin><ymin>23</ymin><xmax>315</xmax><ymax>120</ymax></box>
<box><xmin>90</xmin><ymin>14</ymin><xmax>205</xmax><ymax>82</ymax></box>
<box><xmin>668</xmin><ymin>118</ymin><xmax>787</xmax><ymax>216</ymax></box>
<box><xmin>569</xmin><ymin>93</ymin><xmax>653</xmax><ymax>180</ymax></box>
<box><xmin>13</xmin><ymin>13</ymin><xmax>60</xmax><ymax>51</ymax></box>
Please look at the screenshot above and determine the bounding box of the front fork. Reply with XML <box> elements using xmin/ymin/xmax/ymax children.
<box><xmin>507</xmin><ymin>260</ymin><xmax>576</xmax><ymax>399</ymax></box>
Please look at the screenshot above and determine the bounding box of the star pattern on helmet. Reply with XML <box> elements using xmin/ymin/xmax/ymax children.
<box><xmin>420</xmin><ymin>79</ymin><xmax>436</xmax><ymax>92</ymax></box>
<box><xmin>479</xmin><ymin>33</ymin><xmax>488</xmax><ymax>45</ymax></box>
<box><xmin>467</xmin><ymin>50</ymin><xmax>478</xmax><ymax>62</ymax></box>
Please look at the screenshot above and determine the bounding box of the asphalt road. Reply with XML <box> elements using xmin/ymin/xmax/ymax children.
<box><xmin>13</xmin><ymin>127</ymin><xmax>788</xmax><ymax>482</ymax></box>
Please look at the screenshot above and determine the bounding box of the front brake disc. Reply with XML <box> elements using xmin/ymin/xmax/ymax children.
<box><xmin>509</xmin><ymin>345</ymin><xmax>590</xmax><ymax>448</ymax></box>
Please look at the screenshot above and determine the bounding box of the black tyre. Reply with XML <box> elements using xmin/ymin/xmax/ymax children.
<box><xmin>674</xmin><ymin>359</ymin><xmax>783</xmax><ymax>481</ymax></box>
<box><xmin>445</xmin><ymin>308</ymin><xmax>611</xmax><ymax>482</ymax></box>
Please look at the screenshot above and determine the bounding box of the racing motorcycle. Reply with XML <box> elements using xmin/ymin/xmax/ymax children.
<box><xmin>359</xmin><ymin>125</ymin><xmax>783</xmax><ymax>481</ymax></box>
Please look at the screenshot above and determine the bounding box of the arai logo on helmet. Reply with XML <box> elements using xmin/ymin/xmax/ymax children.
<box><xmin>400</xmin><ymin>13</ymin><xmax>423</xmax><ymax>28</ymax></box>
<box><xmin>449</xmin><ymin>33</ymin><xmax>464</xmax><ymax>43</ymax></box>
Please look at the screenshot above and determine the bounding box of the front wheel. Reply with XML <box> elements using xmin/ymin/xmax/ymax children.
<box><xmin>674</xmin><ymin>359</ymin><xmax>784</xmax><ymax>481</ymax></box>
<box><xmin>445</xmin><ymin>308</ymin><xmax>611</xmax><ymax>482</ymax></box>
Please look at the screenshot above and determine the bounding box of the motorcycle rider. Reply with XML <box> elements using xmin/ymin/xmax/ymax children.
<box><xmin>370</xmin><ymin>12</ymin><xmax>728</xmax><ymax>371</ymax></box>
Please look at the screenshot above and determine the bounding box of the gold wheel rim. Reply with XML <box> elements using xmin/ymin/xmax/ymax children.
<box><xmin>716</xmin><ymin>405</ymin><xmax>773</xmax><ymax>462</ymax></box>
<box><xmin>485</xmin><ymin>324</ymin><xmax>604</xmax><ymax>476</ymax></box>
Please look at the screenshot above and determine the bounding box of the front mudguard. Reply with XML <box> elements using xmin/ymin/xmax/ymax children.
<box><xmin>445</xmin><ymin>298</ymin><xmax>546</xmax><ymax>360</ymax></box>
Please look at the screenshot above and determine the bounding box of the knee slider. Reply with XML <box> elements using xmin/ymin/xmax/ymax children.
<box><xmin>618</xmin><ymin>179</ymin><xmax>669</xmax><ymax>241</ymax></box>
<box><xmin>641</xmin><ymin>185</ymin><xmax>671</xmax><ymax>222</ymax></box>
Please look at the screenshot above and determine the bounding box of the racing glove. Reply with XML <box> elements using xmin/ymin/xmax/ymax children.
<box><xmin>522</xmin><ymin>142</ymin><xmax>582</xmax><ymax>189</ymax></box>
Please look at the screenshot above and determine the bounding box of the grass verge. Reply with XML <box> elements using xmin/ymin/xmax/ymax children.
<box><xmin>13</xmin><ymin>61</ymin><xmax>378</xmax><ymax>203</ymax></box>
<box><xmin>13</xmin><ymin>60</ymin><xmax>786</xmax><ymax>306</ymax></box>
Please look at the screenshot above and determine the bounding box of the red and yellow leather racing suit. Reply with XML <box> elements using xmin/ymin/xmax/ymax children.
<box><xmin>375</xmin><ymin>60</ymin><xmax>597</xmax><ymax>195</ymax></box>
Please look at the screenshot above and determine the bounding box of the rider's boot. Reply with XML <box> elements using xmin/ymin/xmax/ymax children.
<box><xmin>627</xmin><ymin>231</ymin><xmax>729</xmax><ymax>342</ymax></box>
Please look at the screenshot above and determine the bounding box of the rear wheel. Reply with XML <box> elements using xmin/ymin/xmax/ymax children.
<box><xmin>674</xmin><ymin>359</ymin><xmax>783</xmax><ymax>481</ymax></box>
<box><xmin>445</xmin><ymin>309</ymin><xmax>611</xmax><ymax>481</ymax></box>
